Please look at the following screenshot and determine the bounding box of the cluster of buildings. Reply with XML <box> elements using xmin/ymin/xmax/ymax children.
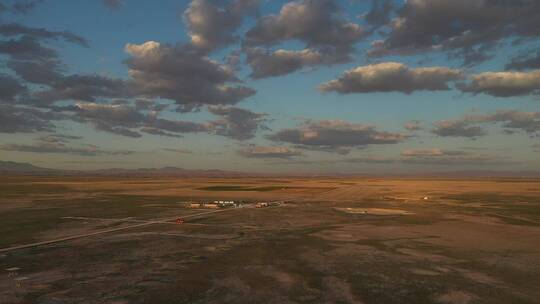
<box><xmin>215</xmin><ymin>200</ymin><xmax>241</xmax><ymax>208</ymax></box>
<box><xmin>186</xmin><ymin>200</ymin><xmax>282</xmax><ymax>209</ymax></box>
<box><xmin>189</xmin><ymin>201</ymin><xmax>243</xmax><ymax>209</ymax></box>
<box><xmin>256</xmin><ymin>201</ymin><xmax>281</xmax><ymax>208</ymax></box>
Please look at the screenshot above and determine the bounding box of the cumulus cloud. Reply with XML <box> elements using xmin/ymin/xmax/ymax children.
<box><xmin>368</xmin><ymin>0</ymin><xmax>540</xmax><ymax>65</ymax></box>
<box><xmin>163</xmin><ymin>148</ymin><xmax>193</xmax><ymax>154</ymax></box>
<box><xmin>0</xmin><ymin>23</ymin><xmax>98</xmax><ymax>107</ymax></box>
<box><xmin>245</xmin><ymin>0</ymin><xmax>362</xmax><ymax>49</ymax></box>
<box><xmin>67</xmin><ymin>103</ymin><xmax>266</xmax><ymax>140</ymax></box>
<box><xmin>0</xmin><ymin>10</ymin><xmax>265</xmax><ymax>143</ymax></box>
<box><xmin>401</xmin><ymin>149</ymin><xmax>467</xmax><ymax>158</ymax></box>
<box><xmin>0</xmin><ymin>23</ymin><xmax>87</xmax><ymax>88</ymax></box>
<box><xmin>458</xmin><ymin>70</ymin><xmax>540</xmax><ymax>97</ymax></box>
<box><xmin>140</xmin><ymin>127</ymin><xmax>182</xmax><ymax>138</ymax></box>
<box><xmin>404</xmin><ymin>120</ymin><xmax>422</xmax><ymax>132</ymax></box>
<box><xmin>363</xmin><ymin>0</ymin><xmax>394</xmax><ymax>31</ymax></box>
<box><xmin>184</xmin><ymin>0</ymin><xmax>259</xmax><ymax>52</ymax></box>
<box><xmin>506</xmin><ymin>51</ymin><xmax>540</xmax><ymax>71</ymax></box>
<box><xmin>0</xmin><ymin>142</ymin><xmax>134</xmax><ymax>156</ymax></box>
<box><xmin>52</xmin><ymin>103</ymin><xmax>269</xmax><ymax>140</ymax></box>
<box><xmin>274</xmin><ymin>149</ymin><xmax>507</xmax><ymax>166</ymax></box>
<box><xmin>485</xmin><ymin>111</ymin><xmax>540</xmax><ymax>134</ymax></box>
<box><xmin>124</xmin><ymin>41</ymin><xmax>256</xmax><ymax>111</ymax></box>
<box><xmin>319</xmin><ymin>62</ymin><xmax>462</xmax><ymax>94</ymax></box>
<box><xmin>1</xmin><ymin>97</ymin><xmax>263</xmax><ymax>140</ymax></box>
<box><xmin>29</xmin><ymin>74</ymin><xmax>131</xmax><ymax>106</ymax></box>
<box><xmin>0</xmin><ymin>35</ymin><xmax>57</xmax><ymax>60</ymax></box>
<box><xmin>0</xmin><ymin>105</ymin><xmax>65</xmax><ymax>133</ymax></box>
<box><xmin>6</xmin><ymin>59</ymin><xmax>63</xmax><ymax>85</ymax></box>
<box><xmin>0</xmin><ymin>0</ymin><xmax>42</xmax><ymax>15</ymax></box>
<box><xmin>36</xmin><ymin>134</ymin><xmax>82</xmax><ymax>144</ymax></box>
<box><xmin>0</xmin><ymin>22</ymin><xmax>97</xmax><ymax>114</ymax></box>
<box><xmin>238</xmin><ymin>145</ymin><xmax>302</xmax><ymax>158</ymax></box>
<box><xmin>432</xmin><ymin>120</ymin><xmax>486</xmax><ymax>138</ymax></box>
<box><xmin>433</xmin><ymin>110</ymin><xmax>540</xmax><ymax>137</ymax></box>
<box><xmin>61</xmin><ymin>103</ymin><xmax>209</xmax><ymax>138</ymax></box>
<box><xmin>246</xmin><ymin>47</ymin><xmax>327</xmax><ymax>79</ymax></box>
<box><xmin>71</xmin><ymin>103</ymin><xmax>145</xmax><ymax>137</ymax></box>
<box><xmin>0</xmin><ymin>23</ymin><xmax>88</xmax><ymax>47</ymax></box>
<box><xmin>244</xmin><ymin>0</ymin><xmax>363</xmax><ymax>77</ymax></box>
<box><xmin>0</xmin><ymin>74</ymin><xmax>26</xmax><ymax>102</ymax></box>
<box><xmin>134</xmin><ymin>99</ymin><xmax>169</xmax><ymax>112</ymax></box>
<box><xmin>207</xmin><ymin>105</ymin><xmax>267</xmax><ymax>140</ymax></box>
<box><xmin>342</xmin><ymin>156</ymin><xmax>396</xmax><ymax>164</ymax></box>
<box><xmin>0</xmin><ymin>113</ymin><xmax>140</xmax><ymax>156</ymax></box>
<box><xmin>267</xmin><ymin>119</ymin><xmax>406</xmax><ymax>154</ymax></box>
<box><xmin>400</xmin><ymin>148</ymin><xmax>507</xmax><ymax>165</ymax></box>
<box><xmin>148</xmin><ymin>117</ymin><xmax>209</xmax><ymax>134</ymax></box>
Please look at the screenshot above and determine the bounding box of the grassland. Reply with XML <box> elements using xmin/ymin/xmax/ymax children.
<box><xmin>1</xmin><ymin>176</ymin><xmax>539</xmax><ymax>303</ymax></box>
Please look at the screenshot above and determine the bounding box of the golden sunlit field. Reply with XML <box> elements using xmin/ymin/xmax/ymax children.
<box><xmin>1</xmin><ymin>176</ymin><xmax>540</xmax><ymax>304</ymax></box>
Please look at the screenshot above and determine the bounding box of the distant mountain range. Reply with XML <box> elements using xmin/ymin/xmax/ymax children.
<box><xmin>0</xmin><ymin>161</ymin><xmax>250</xmax><ymax>177</ymax></box>
<box><xmin>411</xmin><ymin>170</ymin><xmax>540</xmax><ymax>178</ymax></box>
<box><xmin>1</xmin><ymin>160</ymin><xmax>539</xmax><ymax>178</ymax></box>
<box><xmin>0</xmin><ymin>161</ymin><xmax>54</xmax><ymax>173</ymax></box>
<box><xmin>88</xmin><ymin>167</ymin><xmax>253</xmax><ymax>177</ymax></box>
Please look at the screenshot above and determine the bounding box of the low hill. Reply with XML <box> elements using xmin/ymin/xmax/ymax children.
<box><xmin>0</xmin><ymin>161</ymin><xmax>54</xmax><ymax>173</ymax></box>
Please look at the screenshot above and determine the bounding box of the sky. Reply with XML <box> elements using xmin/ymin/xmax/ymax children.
<box><xmin>0</xmin><ymin>0</ymin><xmax>539</xmax><ymax>174</ymax></box>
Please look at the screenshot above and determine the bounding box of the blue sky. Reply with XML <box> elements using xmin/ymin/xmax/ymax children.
<box><xmin>0</xmin><ymin>0</ymin><xmax>539</xmax><ymax>173</ymax></box>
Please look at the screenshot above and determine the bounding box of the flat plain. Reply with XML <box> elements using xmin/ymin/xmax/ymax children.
<box><xmin>1</xmin><ymin>176</ymin><xmax>540</xmax><ymax>304</ymax></box>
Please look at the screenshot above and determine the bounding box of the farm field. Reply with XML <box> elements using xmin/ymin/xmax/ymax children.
<box><xmin>1</xmin><ymin>176</ymin><xmax>540</xmax><ymax>304</ymax></box>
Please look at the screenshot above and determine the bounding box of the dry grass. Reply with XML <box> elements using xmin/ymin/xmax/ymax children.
<box><xmin>0</xmin><ymin>176</ymin><xmax>539</xmax><ymax>303</ymax></box>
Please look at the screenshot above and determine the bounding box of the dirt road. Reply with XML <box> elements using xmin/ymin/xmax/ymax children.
<box><xmin>0</xmin><ymin>207</ymin><xmax>246</xmax><ymax>254</ymax></box>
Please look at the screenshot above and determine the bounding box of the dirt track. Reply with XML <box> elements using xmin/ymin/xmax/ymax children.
<box><xmin>0</xmin><ymin>207</ymin><xmax>246</xmax><ymax>254</ymax></box>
